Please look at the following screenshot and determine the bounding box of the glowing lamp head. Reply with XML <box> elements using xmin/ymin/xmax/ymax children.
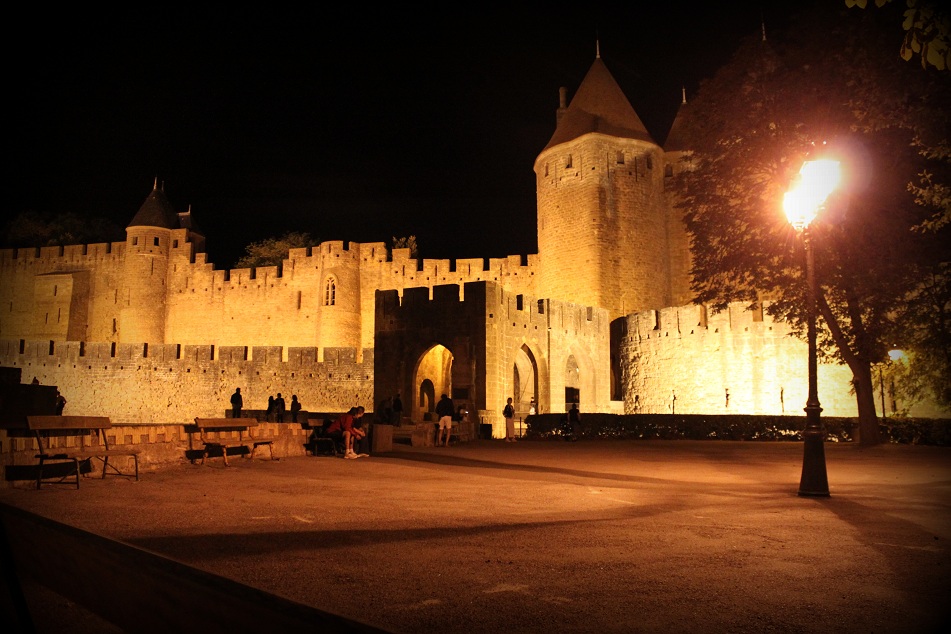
<box><xmin>888</xmin><ymin>349</ymin><xmax>906</xmax><ymax>363</ymax></box>
<box><xmin>784</xmin><ymin>159</ymin><xmax>842</xmax><ymax>230</ymax></box>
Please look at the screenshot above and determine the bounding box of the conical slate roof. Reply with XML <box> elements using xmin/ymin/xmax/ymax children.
<box><xmin>127</xmin><ymin>179</ymin><xmax>179</xmax><ymax>229</ymax></box>
<box><xmin>543</xmin><ymin>56</ymin><xmax>654</xmax><ymax>152</ymax></box>
<box><xmin>663</xmin><ymin>89</ymin><xmax>690</xmax><ymax>152</ymax></box>
<box><xmin>178</xmin><ymin>205</ymin><xmax>204</xmax><ymax>237</ymax></box>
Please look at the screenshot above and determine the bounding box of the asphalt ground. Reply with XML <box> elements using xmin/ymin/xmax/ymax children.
<box><xmin>2</xmin><ymin>439</ymin><xmax>950</xmax><ymax>633</ymax></box>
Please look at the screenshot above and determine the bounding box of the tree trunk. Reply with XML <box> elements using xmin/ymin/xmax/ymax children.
<box><xmin>817</xmin><ymin>295</ymin><xmax>882</xmax><ymax>446</ymax></box>
<box><xmin>848</xmin><ymin>361</ymin><xmax>881</xmax><ymax>445</ymax></box>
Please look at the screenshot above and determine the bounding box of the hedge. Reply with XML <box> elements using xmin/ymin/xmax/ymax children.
<box><xmin>524</xmin><ymin>413</ymin><xmax>951</xmax><ymax>446</ymax></box>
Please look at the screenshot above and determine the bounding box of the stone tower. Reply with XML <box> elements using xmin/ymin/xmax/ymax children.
<box><xmin>534</xmin><ymin>53</ymin><xmax>674</xmax><ymax>321</ymax></box>
<box><xmin>117</xmin><ymin>180</ymin><xmax>178</xmax><ymax>344</ymax></box>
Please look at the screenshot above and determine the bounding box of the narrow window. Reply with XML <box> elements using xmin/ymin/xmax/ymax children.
<box><xmin>324</xmin><ymin>277</ymin><xmax>336</xmax><ymax>306</ymax></box>
<box><xmin>132</xmin><ymin>237</ymin><xmax>138</xmax><ymax>246</ymax></box>
<box><xmin>173</xmin><ymin>239</ymin><xmax>179</xmax><ymax>248</ymax></box>
<box><xmin>53</xmin><ymin>285</ymin><xmax>57</xmax><ymax>296</ymax></box>
<box><xmin>297</xmin><ymin>291</ymin><xmax>302</xmax><ymax>309</ymax></box>
<box><xmin>153</xmin><ymin>237</ymin><xmax>160</xmax><ymax>246</ymax></box>
<box><xmin>616</xmin><ymin>151</ymin><xmax>624</xmax><ymax>164</ymax></box>
<box><xmin>566</xmin><ymin>154</ymin><xmax>573</xmax><ymax>169</ymax></box>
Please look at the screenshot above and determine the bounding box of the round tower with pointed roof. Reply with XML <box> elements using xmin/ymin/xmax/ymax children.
<box><xmin>117</xmin><ymin>179</ymin><xmax>177</xmax><ymax>343</ymax></box>
<box><xmin>534</xmin><ymin>53</ymin><xmax>674</xmax><ymax>320</ymax></box>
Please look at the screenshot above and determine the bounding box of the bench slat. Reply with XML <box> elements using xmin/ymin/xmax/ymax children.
<box><xmin>27</xmin><ymin>416</ymin><xmax>111</xmax><ymax>431</ymax></box>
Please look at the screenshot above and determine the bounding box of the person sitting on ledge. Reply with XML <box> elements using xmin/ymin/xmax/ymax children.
<box><xmin>326</xmin><ymin>406</ymin><xmax>368</xmax><ymax>459</ymax></box>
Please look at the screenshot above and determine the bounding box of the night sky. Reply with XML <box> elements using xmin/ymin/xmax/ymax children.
<box><xmin>11</xmin><ymin>3</ymin><xmax>798</xmax><ymax>269</ymax></box>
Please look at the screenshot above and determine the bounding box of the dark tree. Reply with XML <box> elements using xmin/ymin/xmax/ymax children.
<box><xmin>673</xmin><ymin>2</ymin><xmax>951</xmax><ymax>442</ymax></box>
<box><xmin>234</xmin><ymin>231</ymin><xmax>319</xmax><ymax>269</ymax></box>
<box><xmin>3</xmin><ymin>210</ymin><xmax>124</xmax><ymax>249</ymax></box>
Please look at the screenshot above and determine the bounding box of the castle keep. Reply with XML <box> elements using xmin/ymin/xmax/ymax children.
<box><xmin>1</xmin><ymin>52</ymin><xmax>868</xmax><ymax>431</ymax></box>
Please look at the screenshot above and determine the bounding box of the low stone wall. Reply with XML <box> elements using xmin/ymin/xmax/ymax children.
<box><xmin>0</xmin><ymin>421</ymin><xmax>312</xmax><ymax>488</ymax></box>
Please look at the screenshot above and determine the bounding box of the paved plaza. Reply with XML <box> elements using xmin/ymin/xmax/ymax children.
<box><xmin>2</xmin><ymin>439</ymin><xmax>950</xmax><ymax>633</ymax></box>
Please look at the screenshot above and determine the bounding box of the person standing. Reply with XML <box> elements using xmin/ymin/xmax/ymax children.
<box><xmin>392</xmin><ymin>393</ymin><xmax>403</xmax><ymax>426</ymax></box>
<box><xmin>528</xmin><ymin>397</ymin><xmax>536</xmax><ymax>416</ymax></box>
<box><xmin>274</xmin><ymin>393</ymin><xmax>286</xmax><ymax>423</ymax></box>
<box><xmin>266</xmin><ymin>395</ymin><xmax>275</xmax><ymax>422</ymax></box>
<box><xmin>436</xmin><ymin>394</ymin><xmax>455</xmax><ymax>447</ymax></box>
<box><xmin>567</xmin><ymin>402</ymin><xmax>581</xmax><ymax>441</ymax></box>
<box><xmin>55</xmin><ymin>390</ymin><xmax>67</xmax><ymax>415</ymax></box>
<box><xmin>290</xmin><ymin>394</ymin><xmax>302</xmax><ymax>423</ymax></box>
<box><xmin>503</xmin><ymin>397</ymin><xmax>516</xmax><ymax>442</ymax></box>
<box><xmin>230</xmin><ymin>387</ymin><xmax>243</xmax><ymax>419</ymax></box>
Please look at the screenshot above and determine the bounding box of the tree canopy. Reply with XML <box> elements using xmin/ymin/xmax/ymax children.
<box><xmin>672</xmin><ymin>1</ymin><xmax>951</xmax><ymax>437</ymax></box>
<box><xmin>2</xmin><ymin>210</ymin><xmax>125</xmax><ymax>249</ymax></box>
<box><xmin>390</xmin><ymin>235</ymin><xmax>419</xmax><ymax>259</ymax></box>
<box><xmin>234</xmin><ymin>231</ymin><xmax>319</xmax><ymax>269</ymax></box>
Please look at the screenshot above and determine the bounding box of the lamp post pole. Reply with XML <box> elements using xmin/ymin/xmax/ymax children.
<box><xmin>798</xmin><ymin>226</ymin><xmax>829</xmax><ymax>497</ymax></box>
<box><xmin>784</xmin><ymin>158</ymin><xmax>839</xmax><ymax>498</ymax></box>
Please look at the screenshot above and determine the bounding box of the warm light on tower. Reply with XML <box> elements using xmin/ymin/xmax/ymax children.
<box><xmin>783</xmin><ymin>159</ymin><xmax>842</xmax><ymax>230</ymax></box>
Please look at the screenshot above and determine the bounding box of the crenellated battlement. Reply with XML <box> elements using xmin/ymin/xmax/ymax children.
<box><xmin>1</xmin><ymin>338</ymin><xmax>369</xmax><ymax>367</ymax></box>
<box><xmin>1</xmin><ymin>242</ymin><xmax>125</xmax><ymax>267</ymax></box>
<box><xmin>625</xmin><ymin>302</ymin><xmax>778</xmax><ymax>340</ymax></box>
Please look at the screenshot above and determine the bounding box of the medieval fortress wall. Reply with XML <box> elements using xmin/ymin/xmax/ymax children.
<box><xmin>620</xmin><ymin>302</ymin><xmax>858</xmax><ymax>417</ymax></box>
<box><xmin>0</xmin><ymin>237</ymin><xmax>538</xmax><ymax>355</ymax></box>
<box><xmin>0</xmin><ymin>235</ymin><xmax>544</xmax><ymax>423</ymax></box>
<box><xmin>0</xmin><ymin>336</ymin><xmax>373</xmax><ymax>423</ymax></box>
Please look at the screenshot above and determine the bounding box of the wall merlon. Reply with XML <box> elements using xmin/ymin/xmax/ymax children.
<box><xmin>251</xmin><ymin>346</ymin><xmax>284</xmax><ymax>363</ymax></box>
<box><xmin>218</xmin><ymin>346</ymin><xmax>250</xmax><ymax>363</ymax></box>
<box><xmin>432</xmin><ymin>284</ymin><xmax>462</xmax><ymax>303</ymax></box>
<box><xmin>181</xmin><ymin>345</ymin><xmax>215</xmax><ymax>362</ymax></box>
<box><xmin>402</xmin><ymin>286</ymin><xmax>431</xmax><ymax>307</ymax></box>
<box><xmin>287</xmin><ymin>347</ymin><xmax>318</xmax><ymax>365</ymax></box>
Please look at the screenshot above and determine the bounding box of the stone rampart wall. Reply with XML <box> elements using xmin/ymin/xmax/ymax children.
<box><xmin>0</xmin><ymin>240</ymin><xmax>538</xmax><ymax>356</ymax></box>
<box><xmin>0</xmin><ymin>338</ymin><xmax>373</xmax><ymax>424</ymax></box>
<box><xmin>621</xmin><ymin>303</ymin><xmax>858</xmax><ymax>417</ymax></box>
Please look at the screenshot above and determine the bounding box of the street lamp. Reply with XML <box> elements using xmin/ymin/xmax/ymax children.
<box><xmin>784</xmin><ymin>159</ymin><xmax>841</xmax><ymax>497</ymax></box>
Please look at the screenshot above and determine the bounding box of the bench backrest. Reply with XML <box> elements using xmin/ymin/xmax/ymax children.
<box><xmin>27</xmin><ymin>416</ymin><xmax>112</xmax><ymax>431</ymax></box>
<box><xmin>193</xmin><ymin>418</ymin><xmax>257</xmax><ymax>432</ymax></box>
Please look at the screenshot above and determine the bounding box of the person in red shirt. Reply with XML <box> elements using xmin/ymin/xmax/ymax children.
<box><xmin>326</xmin><ymin>406</ymin><xmax>367</xmax><ymax>458</ymax></box>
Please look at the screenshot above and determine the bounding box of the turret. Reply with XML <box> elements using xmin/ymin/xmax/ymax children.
<box><xmin>534</xmin><ymin>54</ymin><xmax>671</xmax><ymax>320</ymax></box>
<box><xmin>117</xmin><ymin>179</ymin><xmax>177</xmax><ymax>343</ymax></box>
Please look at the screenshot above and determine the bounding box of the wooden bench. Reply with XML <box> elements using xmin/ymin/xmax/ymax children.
<box><xmin>303</xmin><ymin>418</ymin><xmax>342</xmax><ymax>457</ymax></box>
<box><xmin>25</xmin><ymin>416</ymin><xmax>140</xmax><ymax>489</ymax></box>
<box><xmin>189</xmin><ymin>418</ymin><xmax>275</xmax><ymax>466</ymax></box>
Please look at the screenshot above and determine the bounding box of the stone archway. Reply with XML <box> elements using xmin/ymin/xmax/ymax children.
<box><xmin>565</xmin><ymin>354</ymin><xmax>580</xmax><ymax>412</ymax></box>
<box><xmin>513</xmin><ymin>344</ymin><xmax>538</xmax><ymax>416</ymax></box>
<box><xmin>414</xmin><ymin>344</ymin><xmax>453</xmax><ymax>422</ymax></box>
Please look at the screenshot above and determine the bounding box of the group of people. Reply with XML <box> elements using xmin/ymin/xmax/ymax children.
<box><xmin>502</xmin><ymin>397</ymin><xmax>579</xmax><ymax>441</ymax></box>
<box><xmin>229</xmin><ymin>388</ymin><xmax>302</xmax><ymax>423</ymax></box>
